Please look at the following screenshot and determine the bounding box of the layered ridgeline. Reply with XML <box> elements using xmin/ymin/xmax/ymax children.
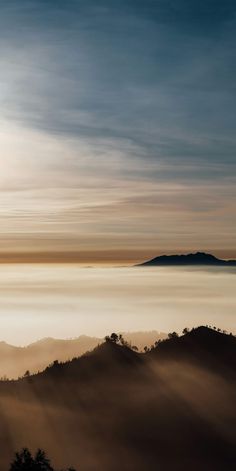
<box><xmin>0</xmin><ymin>331</ymin><xmax>166</xmax><ymax>379</ymax></box>
<box><xmin>137</xmin><ymin>251</ymin><xmax>236</xmax><ymax>266</ymax></box>
<box><xmin>0</xmin><ymin>327</ymin><xmax>236</xmax><ymax>471</ymax></box>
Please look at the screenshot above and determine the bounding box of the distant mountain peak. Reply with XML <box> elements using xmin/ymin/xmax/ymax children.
<box><xmin>137</xmin><ymin>251</ymin><xmax>236</xmax><ymax>266</ymax></box>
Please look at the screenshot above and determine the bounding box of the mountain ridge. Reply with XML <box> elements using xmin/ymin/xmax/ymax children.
<box><xmin>137</xmin><ymin>251</ymin><xmax>236</xmax><ymax>266</ymax></box>
<box><xmin>0</xmin><ymin>331</ymin><xmax>166</xmax><ymax>379</ymax></box>
<box><xmin>38</xmin><ymin>326</ymin><xmax>236</xmax><ymax>381</ymax></box>
<box><xmin>0</xmin><ymin>327</ymin><xmax>235</xmax><ymax>471</ymax></box>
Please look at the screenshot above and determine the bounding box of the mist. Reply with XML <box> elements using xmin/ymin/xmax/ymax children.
<box><xmin>0</xmin><ymin>346</ymin><xmax>235</xmax><ymax>471</ymax></box>
<box><xmin>0</xmin><ymin>265</ymin><xmax>235</xmax><ymax>345</ymax></box>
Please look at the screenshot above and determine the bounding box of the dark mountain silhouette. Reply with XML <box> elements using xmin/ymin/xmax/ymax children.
<box><xmin>0</xmin><ymin>327</ymin><xmax>236</xmax><ymax>471</ymax></box>
<box><xmin>0</xmin><ymin>331</ymin><xmax>166</xmax><ymax>379</ymax></box>
<box><xmin>149</xmin><ymin>326</ymin><xmax>236</xmax><ymax>376</ymax></box>
<box><xmin>137</xmin><ymin>251</ymin><xmax>236</xmax><ymax>266</ymax></box>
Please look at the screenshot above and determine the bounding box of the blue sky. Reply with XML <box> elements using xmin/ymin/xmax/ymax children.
<box><xmin>0</xmin><ymin>0</ymin><xmax>235</xmax><ymax>261</ymax></box>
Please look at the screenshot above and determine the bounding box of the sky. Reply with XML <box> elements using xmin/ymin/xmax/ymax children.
<box><xmin>0</xmin><ymin>0</ymin><xmax>235</xmax><ymax>263</ymax></box>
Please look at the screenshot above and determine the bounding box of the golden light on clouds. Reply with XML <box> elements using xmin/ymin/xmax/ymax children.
<box><xmin>0</xmin><ymin>119</ymin><xmax>235</xmax><ymax>264</ymax></box>
<box><xmin>0</xmin><ymin>0</ymin><xmax>234</xmax><ymax>264</ymax></box>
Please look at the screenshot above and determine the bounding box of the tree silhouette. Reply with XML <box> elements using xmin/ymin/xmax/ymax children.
<box><xmin>182</xmin><ymin>328</ymin><xmax>189</xmax><ymax>335</ymax></box>
<box><xmin>105</xmin><ymin>333</ymin><xmax>126</xmax><ymax>345</ymax></box>
<box><xmin>110</xmin><ymin>333</ymin><xmax>119</xmax><ymax>343</ymax></box>
<box><xmin>9</xmin><ymin>448</ymin><xmax>77</xmax><ymax>471</ymax></box>
<box><xmin>168</xmin><ymin>332</ymin><xmax>179</xmax><ymax>339</ymax></box>
<box><xmin>132</xmin><ymin>345</ymin><xmax>138</xmax><ymax>351</ymax></box>
<box><xmin>34</xmin><ymin>449</ymin><xmax>53</xmax><ymax>470</ymax></box>
<box><xmin>105</xmin><ymin>333</ymin><xmax>119</xmax><ymax>343</ymax></box>
<box><xmin>10</xmin><ymin>448</ymin><xmax>34</xmax><ymax>470</ymax></box>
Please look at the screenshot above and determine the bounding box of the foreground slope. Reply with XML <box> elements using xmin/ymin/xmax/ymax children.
<box><xmin>0</xmin><ymin>328</ymin><xmax>235</xmax><ymax>471</ymax></box>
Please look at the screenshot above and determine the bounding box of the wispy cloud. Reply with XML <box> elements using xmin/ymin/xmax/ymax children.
<box><xmin>0</xmin><ymin>1</ymin><xmax>235</xmax><ymax>260</ymax></box>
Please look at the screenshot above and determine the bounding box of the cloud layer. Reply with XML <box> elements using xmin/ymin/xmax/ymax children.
<box><xmin>0</xmin><ymin>0</ymin><xmax>235</xmax><ymax>261</ymax></box>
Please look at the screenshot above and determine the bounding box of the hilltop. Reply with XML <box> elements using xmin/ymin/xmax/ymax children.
<box><xmin>149</xmin><ymin>326</ymin><xmax>236</xmax><ymax>376</ymax></box>
<box><xmin>0</xmin><ymin>327</ymin><xmax>235</xmax><ymax>471</ymax></box>
<box><xmin>0</xmin><ymin>331</ymin><xmax>166</xmax><ymax>379</ymax></box>
<box><xmin>137</xmin><ymin>251</ymin><xmax>236</xmax><ymax>266</ymax></box>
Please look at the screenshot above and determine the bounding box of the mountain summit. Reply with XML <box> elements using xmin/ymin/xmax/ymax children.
<box><xmin>137</xmin><ymin>251</ymin><xmax>236</xmax><ymax>266</ymax></box>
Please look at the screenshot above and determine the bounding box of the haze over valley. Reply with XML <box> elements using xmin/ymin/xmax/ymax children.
<box><xmin>0</xmin><ymin>264</ymin><xmax>235</xmax><ymax>346</ymax></box>
<box><xmin>1</xmin><ymin>327</ymin><xmax>236</xmax><ymax>470</ymax></box>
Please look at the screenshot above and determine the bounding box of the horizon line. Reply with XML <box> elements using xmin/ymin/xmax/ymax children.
<box><xmin>0</xmin><ymin>250</ymin><xmax>234</xmax><ymax>264</ymax></box>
